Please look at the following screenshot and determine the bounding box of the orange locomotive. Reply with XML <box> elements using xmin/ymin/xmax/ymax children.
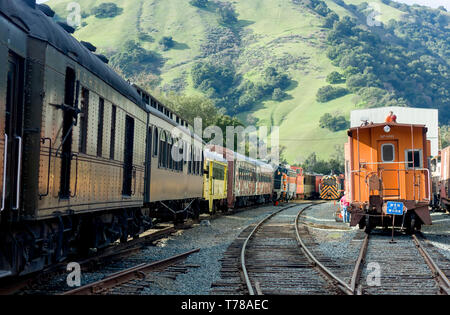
<box><xmin>345</xmin><ymin>122</ymin><xmax>432</xmax><ymax>233</ymax></box>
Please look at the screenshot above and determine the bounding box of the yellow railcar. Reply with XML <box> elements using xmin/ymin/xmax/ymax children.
<box><xmin>203</xmin><ymin>149</ymin><xmax>228</xmax><ymax>213</ymax></box>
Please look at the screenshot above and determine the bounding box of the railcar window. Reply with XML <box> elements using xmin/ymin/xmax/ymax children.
<box><xmin>406</xmin><ymin>150</ymin><xmax>422</xmax><ymax>169</ymax></box>
<box><xmin>110</xmin><ymin>105</ymin><xmax>116</xmax><ymax>160</ymax></box>
<box><xmin>173</xmin><ymin>139</ymin><xmax>178</xmax><ymax>171</ymax></box>
<box><xmin>381</xmin><ymin>144</ymin><xmax>395</xmax><ymax>162</ymax></box>
<box><xmin>179</xmin><ymin>143</ymin><xmax>184</xmax><ymax>172</ymax></box>
<box><xmin>213</xmin><ymin>164</ymin><xmax>225</xmax><ymax>180</ymax></box>
<box><xmin>199</xmin><ymin>152</ymin><xmax>202</xmax><ymax>175</ymax></box>
<box><xmin>159</xmin><ymin>131</ymin><xmax>167</xmax><ymax>168</ymax></box>
<box><xmin>97</xmin><ymin>97</ymin><xmax>104</xmax><ymax>157</ymax></box>
<box><xmin>79</xmin><ymin>88</ymin><xmax>89</xmax><ymax>154</ymax></box>
<box><xmin>153</xmin><ymin>128</ymin><xmax>159</xmax><ymax>157</ymax></box>
<box><xmin>167</xmin><ymin>136</ymin><xmax>173</xmax><ymax>170</ymax></box>
<box><xmin>194</xmin><ymin>149</ymin><xmax>199</xmax><ymax>175</ymax></box>
<box><xmin>201</xmin><ymin>151</ymin><xmax>204</xmax><ymax>176</ymax></box>
<box><xmin>189</xmin><ymin>145</ymin><xmax>193</xmax><ymax>174</ymax></box>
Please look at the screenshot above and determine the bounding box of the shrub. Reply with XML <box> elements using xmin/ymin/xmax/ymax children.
<box><xmin>319</xmin><ymin>113</ymin><xmax>349</xmax><ymax>132</ymax></box>
<box><xmin>323</xmin><ymin>12</ymin><xmax>339</xmax><ymax>28</ymax></box>
<box><xmin>91</xmin><ymin>3</ymin><xmax>123</xmax><ymax>19</ymax></box>
<box><xmin>272</xmin><ymin>88</ymin><xmax>287</xmax><ymax>101</ymax></box>
<box><xmin>110</xmin><ymin>40</ymin><xmax>161</xmax><ymax>76</ymax></box>
<box><xmin>189</xmin><ymin>0</ymin><xmax>208</xmax><ymax>8</ymax></box>
<box><xmin>159</xmin><ymin>36</ymin><xmax>174</xmax><ymax>50</ymax></box>
<box><xmin>326</xmin><ymin>71</ymin><xmax>345</xmax><ymax>84</ymax></box>
<box><xmin>138</xmin><ymin>32</ymin><xmax>153</xmax><ymax>42</ymax></box>
<box><xmin>217</xmin><ymin>6</ymin><xmax>238</xmax><ymax>25</ymax></box>
<box><xmin>191</xmin><ymin>62</ymin><xmax>236</xmax><ymax>97</ymax></box>
<box><xmin>316</xmin><ymin>85</ymin><xmax>349</xmax><ymax>102</ymax></box>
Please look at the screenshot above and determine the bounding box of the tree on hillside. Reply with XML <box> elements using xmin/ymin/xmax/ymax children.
<box><xmin>319</xmin><ymin>113</ymin><xmax>349</xmax><ymax>132</ymax></box>
<box><xmin>326</xmin><ymin>71</ymin><xmax>345</xmax><ymax>84</ymax></box>
<box><xmin>191</xmin><ymin>62</ymin><xmax>236</xmax><ymax>98</ymax></box>
<box><xmin>217</xmin><ymin>5</ymin><xmax>238</xmax><ymax>25</ymax></box>
<box><xmin>91</xmin><ymin>3</ymin><xmax>123</xmax><ymax>18</ymax></box>
<box><xmin>110</xmin><ymin>40</ymin><xmax>162</xmax><ymax>76</ymax></box>
<box><xmin>190</xmin><ymin>0</ymin><xmax>208</xmax><ymax>8</ymax></box>
<box><xmin>440</xmin><ymin>126</ymin><xmax>450</xmax><ymax>149</ymax></box>
<box><xmin>159</xmin><ymin>36</ymin><xmax>174</xmax><ymax>51</ymax></box>
<box><xmin>162</xmin><ymin>94</ymin><xmax>219</xmax><ymax>129</ymax></box>
<box><xmin>316</xmin><ymin>85</ymin><xmax>349</xmax><ymax>102</ymax></box>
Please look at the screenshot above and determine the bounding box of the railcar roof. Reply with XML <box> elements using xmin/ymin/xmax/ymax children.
<box><xmin>348</xmin><ymin>122</ymin><xmax>426</xmax><ymax>132</ymax></box>
<box><xmin>0</xmin><ymin>0</ymin><xmax>147</xmax><ymax>111</ymax></box>
<box><xmin>204</xmin><ymin>149</ymin><xmax>227</xmax><ymax>164</ymax></box>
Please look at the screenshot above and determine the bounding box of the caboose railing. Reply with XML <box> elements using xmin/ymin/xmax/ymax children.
<box><xmin>351</xmin><ymin>167</ymin><xmax>431</xmax><ymax>203</ymax></box>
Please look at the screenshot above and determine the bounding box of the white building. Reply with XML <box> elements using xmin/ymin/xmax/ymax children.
<box><xmin>350</xmin><ymin>107</ymin><xmax>439</xmax><ymax>156</ymax></box>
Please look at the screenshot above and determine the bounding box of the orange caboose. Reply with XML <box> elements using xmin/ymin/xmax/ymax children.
<box><xmin>345</xmin><ymin>122</ymin><xmax>432</xmax><ymax>233</ymax></box>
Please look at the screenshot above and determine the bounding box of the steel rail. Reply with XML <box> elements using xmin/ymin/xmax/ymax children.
<box><xmin>0</xmin><ymin>226</ymin><xmax>176</xmax><ymax>295</ymax></box>
<box><xmin>295</xmin><ymin>206</ymin><xmax>354</xmax><ymax>295</ymax></box>
<box><xmin>62</xmin><ymin>248</ymin><xmax>200</xmax><ymax>295</ymax></box>
<box><xmin>350</xmin><ymin>234</ymin><xmax>369</xmax><ymax>295</ymax></box>
<box><xmin>240</xmin><ymin>203</ymin><xmax>299</xmax><ymax>295</ymax></box>
<box><xmin>412</xmin><ymin>234</ymin><xmax>450</xmax><ymax>295</ymax></box>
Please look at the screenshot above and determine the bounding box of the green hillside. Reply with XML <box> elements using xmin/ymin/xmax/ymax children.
<box><xmin>47</xmin><ymin>0</ymin><xmax>449</xmax><ymax>164</ymax></box>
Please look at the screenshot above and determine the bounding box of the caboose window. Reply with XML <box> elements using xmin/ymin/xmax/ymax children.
<box><xmin>381</xmin><ymin>144</ymin><xmax>395</xmax><ymax>162</ymax></box>
<box><xmin>405</xmin><ymin>150</ymin><xmax>422</xmax><ymax>169</ymax></box>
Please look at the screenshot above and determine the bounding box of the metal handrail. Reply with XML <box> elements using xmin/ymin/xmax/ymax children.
<box><xmin>1</xmin><ymin>134</ymin><xmax>8</xmax><ymax>212</ymax></box>
<box><xmin>351</xmin><ymin>168</ymin><xmax>431</xmax><ymax>202</ymax></box>
<box><xmin>70</xmin><ymin>153</ymin><xmax>79</xmax><ymax>198</ymax></box>
<box><xmin>379</xmin><ymin>168</ymin><xmax>431</xmax><ymax>202</ymax></box>
<box><xmin>13</xmin><ymin>136</ymin><xmax>22</xmax><ymax>210</ymax></box>
<box><xmin>39</xmin><ymin>137</ymin><xmax>52</xmax><ymax>199</ymax></box>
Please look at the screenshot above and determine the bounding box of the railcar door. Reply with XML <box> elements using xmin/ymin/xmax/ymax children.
<box><xmin>1</xmin><ymin>52</ymin><xmax>24</xmax><ymax>218</ymax></box>
<box><xmin>378</xmin><ymin>140</ymin><xmax>399</xmax><ymax>200</ymax></box>
<box><xmin>122</xmin><ymin>116</ymin><xmax>135</xmax><ymax>197</ymax></box>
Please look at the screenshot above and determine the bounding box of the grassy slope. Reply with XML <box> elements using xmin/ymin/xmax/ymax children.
<box><xmin>47</xmin><ymin>0</ymin><xmax>406</xmax><ymax>163</ymax></box>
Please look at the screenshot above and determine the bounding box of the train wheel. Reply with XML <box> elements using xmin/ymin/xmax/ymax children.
<box><xmin>358</xmin><ymin>218</ymin><xmax>366</xmax><ymax>230</ymax></box>
<box><xmin>364</xmin><ymin>215</ymin><xmax>372</xmax><ymax>234</ymax></box>
<box><xmin>406</xmin><ymin>213</ymin><xmax>417</xmax><ymax>235</ymax></box>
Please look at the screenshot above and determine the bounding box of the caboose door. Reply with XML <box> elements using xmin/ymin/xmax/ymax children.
<box><xmin>1</xmin><ymin>52</ymin><xmax>24</xmax><ymax>215</ymax></box>
<box><xmin>378</xmin><ymin>140</ymin><xmax>400</xmax><ymax>200</ymax></box>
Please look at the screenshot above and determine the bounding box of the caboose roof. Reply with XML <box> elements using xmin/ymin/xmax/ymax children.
<box><xmin>347</xmin><ymin>122</ymin><xmax>427</xmax><ymax>136</ymax></box>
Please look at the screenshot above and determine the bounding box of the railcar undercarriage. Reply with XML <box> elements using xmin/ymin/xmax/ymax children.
<box><xmin>0</xmin><ymin>208</ymin><xmax>152</xmax><ymax>278</ymax></box>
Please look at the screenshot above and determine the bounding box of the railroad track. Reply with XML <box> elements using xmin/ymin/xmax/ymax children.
<box><xmin>212</xmin><ymin>202</ymin><xmax>355</xmax><ymax>295</ymax></box>
<box><xmin>63</xmin><ymin>248</ymin><xmax>201</xmax><ymax>295</ymax></box>
<box><xmin>0</xmin><ymin>202</ymin><xmax>269</xmax><ymax>295</ymax></box>
<box><xmin>0</xmin><ymin>226</ymin><xmax>177</xmax><ymax>295</ymax></box>
<box><xmin>242</xmin><ymin>203</ymin><xmax>356</xmax><ymax>295</ymax></box>
<box><xmin>351</xmin><ymin>232</ymin><xmax>450</xmax><ymax>295</ymax></box>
